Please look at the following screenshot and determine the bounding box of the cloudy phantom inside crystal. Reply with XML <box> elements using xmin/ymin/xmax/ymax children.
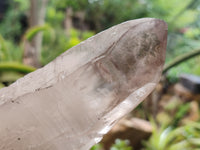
<box><xmin>0</xmin><ymin>18</ymin><xmax>167</xmax><ymax>150</ymax></box>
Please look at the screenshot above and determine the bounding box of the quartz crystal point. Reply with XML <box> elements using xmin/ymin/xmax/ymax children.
<box><xmin>0</xmin><ymin>18</ymin><xmax>167</xmax><ymax>150</ymax></box>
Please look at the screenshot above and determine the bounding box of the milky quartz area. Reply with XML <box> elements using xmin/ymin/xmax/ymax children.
<box><xmin>0</xmin><ymin>18</ymin><xmax>167</xmax><ymax>150</ymax></box>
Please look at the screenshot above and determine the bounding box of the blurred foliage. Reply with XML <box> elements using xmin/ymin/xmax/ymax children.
<box><xmin>0</xmin><ymin>34</ymin><xmax>23</xmax><ymax>62</ymax></box>
<box><xmin>141</xmin><ymin>94</ymin><xmax>200</xmax><ymax>150</ymax></box>
<box><xmin>0</xmin><ymin>0</ymin><xmax>29</xmax><ymax>42</ymax></box>
<box><xmin>91</xmin><ymin>139</ymin><xmax>133</xmax><ymax>150</ymax></box>
<box><xmin>110</xmin><ymin>139</ymin><xmax>133</xmax><ymax>150</ymax></box>
<box><xmin>90</xmin><ymin>143</ymin><xmax>103</xmax><ymax>150</ymax></box>
<box><xmin>24</xmin><ymin>24</ymin><xmax>54</xmax><ymax>42</ymax></box>
<box><xmin>142</xmin><ymin>121</ymin><xmax>200</xmax><ymax>150</ymax></box>
<box><xmin>166</xmin><ymin>55</ymin><xmax>200</xmax><ymax>82</ymax></box>
<box><xmin>0</xmin><ymin>62</ymin><xmax>35</xmax><ymax>73</ymax></box>
<box><xmin>47</xmin><ymin>0</ymin><xmax>200</xmax><ymax>32</ymax></box>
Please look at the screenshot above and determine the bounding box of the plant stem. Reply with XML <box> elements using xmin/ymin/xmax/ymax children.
<box><xmin>163</xmin><ymin>48</ymin><xmax>200</xmax><ymax>73</ymax></box>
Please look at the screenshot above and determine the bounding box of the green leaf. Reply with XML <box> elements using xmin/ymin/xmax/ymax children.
<box><xmin>24</xmin><ymin>24</ymin><xmax>53</xmax><ymax>42</ymax></box>
<box><xmin>0</xmin><ymin>62</ymin><xmax>36</xmax><ymax>73</ymax></box>
<box><xmin>90</xmin><ymin>144</ymin><xmax>102</xmax><ymax>150</ymax></box>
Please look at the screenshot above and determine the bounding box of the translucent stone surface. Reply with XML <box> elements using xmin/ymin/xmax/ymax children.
<box><xmin>0</xmin><ymin>18</ymin><xmax>167</xmax><ymax>150</ymax></box>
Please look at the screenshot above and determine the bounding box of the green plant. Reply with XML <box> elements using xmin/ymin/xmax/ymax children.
<box><xmin>24</xmin><ymin>24</ymin><xmax>54</xmax><ymax>42</ymax></box>
<box><xmin>0</xmin><ymin>62</ymin><xmax>36</xmax><ymax>87</ymax></box>
<box><xmin>165</xmin><ymin>55</ymin><xmax>200</xmax><ymax>83</ymax></box>
<box><xmin>0</xmin><ymin>0</ymin><xmax>29</xmax><ymax>42</ymax></box>
<box><xmin>0</xmin><ymin>62</ymin><xmax>36</xmax><ymax>73</ymax></box>
<box><xmin>0</xmin><ymin>34</ymin><xmax>23</xmax><ymax>62</ymax></box>
<box><xmin>142</xmin><ymin>121</ymin><xmax>200</xmax><ymax>150</ymax></box>
<box><xmin>110</xmin><ymin>139</ymin><xmax>133</xmax><ymax>150</ymax></box>
<box><xmin>90</xmin><ymin>143</ymin><xmax>103</xmax><ymax>150</ymax></box>
<box><xmin>90</xmin><ymin>139</ymin><xmax>133</xmax><ymax>150</ymax></box>
<box><xmin>172</xmin><ymin>103</ymin><xmax>190</xmax><ymax>127</ymax></box>
<box><xmin>163</xmin><ymin>48</ymin><xmax>200</xmax><ymax>74</ymax></box>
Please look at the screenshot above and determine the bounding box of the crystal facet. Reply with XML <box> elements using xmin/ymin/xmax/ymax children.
<box><xmin>0</xmin><ymin>18</ymin><xmax>167</xmax><ymax>150</ymax></box>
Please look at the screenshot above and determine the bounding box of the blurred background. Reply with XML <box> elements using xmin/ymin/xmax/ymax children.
<box><xmin>0</xmin><ymin>0</ymin><xmax>200</xmax><ymax>149</ymax></box>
